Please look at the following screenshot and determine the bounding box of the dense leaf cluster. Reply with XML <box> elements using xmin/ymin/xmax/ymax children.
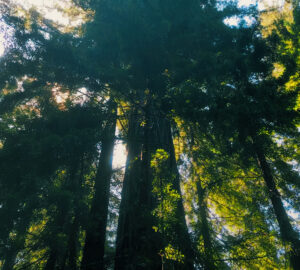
<box><xmin>0</xmin><ymin>0</ymin><xmax>299</xmax><ymax>269</ymax></box>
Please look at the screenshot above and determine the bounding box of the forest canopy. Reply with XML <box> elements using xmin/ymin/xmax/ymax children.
<box><xmin>0</xmin><ymin>0</ymin><xmax>299</xmax><ymax>269</ymax></box>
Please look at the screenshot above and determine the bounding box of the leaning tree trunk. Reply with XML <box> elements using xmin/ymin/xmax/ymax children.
<box><xmin>159</xmin><ymin>118</ymin><xmax>195</xmax><ymax>269</ymax></box>
<box><xmin>64</xmin><ymin>160</ymin><xmax>87</xmax><ymax>270</ymax></box>
<box><xmin>196</xmin><ymin>181</ymin><xmax>216</xmax><ymax>270</ymax></box>
<box><xmin>44</xmin><ymin>158</ymin><xmax>83</xmax><ymax>270</ymax></box>
<box><xmin>115</xmin><ymin>104</ymin><xmax>194</xmax><ymax>270</ymax></box>
<box><xmin>81</xmin><ymin>101</ymin><xmax>117</xmax><ymax>270</ymax></box>
<box><xmin>252</xmin><ymin>137</ymin><xmax>300</xmax><ymax>269</ymax></box>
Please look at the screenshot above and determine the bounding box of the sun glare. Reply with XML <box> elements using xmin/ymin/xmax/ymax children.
<box><xmin>238</xmin><ymin>0</ymin><xmax>285</xmax><ymax>9</ymax></box>
<box><xmin>113</xmin><ymin>130</ymin><xmax>127</xmax><ymax>169</ymax></box>
<box><xmin>14</xmin><ymin>0</ymin><xmax>89</xmax><ymax>28</ymax></box>
<box><xmin>0</xmin><ymin>39</ymin><xmax>4</xmax><ymax>56</ymax></box>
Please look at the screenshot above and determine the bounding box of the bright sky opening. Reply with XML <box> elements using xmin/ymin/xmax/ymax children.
<box><xmin>0</xmin><ymin>0</ymin><xmax>290</xmax><ymax>169</ymax></box>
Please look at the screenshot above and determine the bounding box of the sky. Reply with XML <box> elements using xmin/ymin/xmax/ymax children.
<box><xmin>0</xmin><ymin>0</ymin><xmax>285</xmax><ymax>56</ymax></box>
<box><xmin>13</xmin><ymin>0</ymin><xmax>76</xmax><ymax>25</ymax></box>
<box><xmin>0</xmin><ymin>35</ymin><xmax>4</xmax><ymax>55</ymax></box>
<box><xmin>113</xmin><ymin>138</ymin><xmax>127</xmax><ymax>169</ymax></box>
<box><xmin>0</xmin><ymin>0</ymin><xmax>128</xmax><ymax>168</ymax></box>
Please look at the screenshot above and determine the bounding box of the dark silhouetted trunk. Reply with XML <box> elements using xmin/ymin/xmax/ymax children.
<box><xmin>63</xmin><ymin>212</ymin><xmax>80</xmax><ymax>270</ymax></box>
<box><xmin>60</xmin><ymin>160</ymin><xmax>85</xmax><ymax>270</ymax></box>
<box><xmin>196</xmin><ymin>181</ymin><xmax>215</xmax><ymax>270</ymax></box>
<box><xmin>115</xmin><ymin>104</ymin><xmax>194</xmax><ymax>270</ymax></box>
<box><xmin>45</xmin><ymin>158</ymin><xmax>84</xmax><ymax>270</ymax></box>
<box><xmin>81</xmin><ymin>101</ymin><xmax>117</xmax><ymax>270</ymax></box>
<box><xmin>252</xmin><ymin>138</ymin><xmax>300</xmax><ymax>269</ymax></box>
<box><xmin>161</xmin><ymin>119</ymin><xmax>195</xmax><ymax>270</ymax></box>
<box><xmin>45</xmin><ymin>250</ymin><xmax>58</xmax><ymax>270</ymax></box>
<box><xmin>114</xmin><ymin>111</ymin><xmax>149</xmax><ymax>269</ymax></box>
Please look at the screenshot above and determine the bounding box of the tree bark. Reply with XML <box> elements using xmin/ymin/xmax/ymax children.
<box><xmin>115</xmin><ymin>106</ymin><xmax>194</xmax><ymax>270</ymax></box>
<box><xmin>196</xmin><ymin>181</ymin><xmax>216</xmax><ymax>270</ymax></box>
<box><xmin>62</xmin><ymin>213</ymin><xmax>80</xmax><ymax>270</ymax></box>
<box><xmin>161</xmin><ymin>119</ymin><xmax>195</xmax><ymax>270</ymax></box>
<box><xmin>114</xmin><ymin>111</ymin><xmax>149</xmax><ymax>269</ymax></box>
<box><xmin>45</xmin><ymin>250</ymin><xmax>58</xmax><ymax>270</ymax></box>
<box><xmin>81</xmin><ymin>101</ymin><xmax>117</xmax><ymax>270</ymax></box>
<box><xmin>252</xmin><ymin>138</ymin><xmax>300</xmax><ymax>269</ymax></box>
<box><xmin>45</xmin><ymin>158</ymin><xmax>83</xmax><ymax>270</ymax></box>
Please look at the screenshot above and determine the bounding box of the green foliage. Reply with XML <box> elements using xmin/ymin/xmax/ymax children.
<box><xmin>151</xmin><ymin>149</ymin><xmax>185</xmax><ymax>265</ymax></box>
<box><xmin>162</xmin><ymin>244</ymin><xmax>185</xmax><ymax>264</ymax></box>
<box><xmin>151</xmin><ymin>149</ymin><xmax>180</xmax><ymax>230</ymax></box>
<box><xmin>0</xmin><ymin>0</ymin><xmax>299</xmax><ymax>269</ymax></box>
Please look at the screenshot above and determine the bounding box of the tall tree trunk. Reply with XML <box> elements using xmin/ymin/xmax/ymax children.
<box><xmin>44</xmin><ymin>211</ymin><xmax>66</xmax><ymax>270</ymax></box>
<box><xmin>45</xmin><ymin>250</ymin><xmax>58</xmax><ymax>270</ymax></box>
<box><xmin>196</xmin><ymin>181</ymin><xmax>215</xmax><ymax>270</ymax></box>
<box><xmin>60</xmin><ymin>160</ymin><xmax>84</xmax><ymax>270</ymax></box>
<box><xmin>64</xmin><ymin>163</ymin><xmax>85</xmax><ymax>270</ymax></box>
<box><xmin>45</xmin><ymin>158</ymin><xmax>83</xmax><ymax>270</ymax></box>
<box><xmin>81</xmin><ymin>101</ymin><xmax>117</xmax><ymax>270</ymax></box>
<box><xmin>160</xmin><ymin>119</ymin><xmax>195</xmax><ymax>269</ymax></box>
<box><xmin>114</xmin><ymin>112</ymin><xmax>148</xmax><ymax>269</ymax></box>
<box><xmin>115</xmin><ymin>105</ymin><xmax>194</xmax><ymax>270</ymax></box>
<box><xmin>63</xmin><ymin>214</ymin><xmax>80</xmax><ymax>270</ymax></box>
<box><xmin>252</xmin><ymin>137</ymin><xmax>300</xmax><ymax>269</ymax></box>
<box><xmin>57</xmin><ymin>215</ymin><xmax>80</xmax><ymax>270</ymax></box>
